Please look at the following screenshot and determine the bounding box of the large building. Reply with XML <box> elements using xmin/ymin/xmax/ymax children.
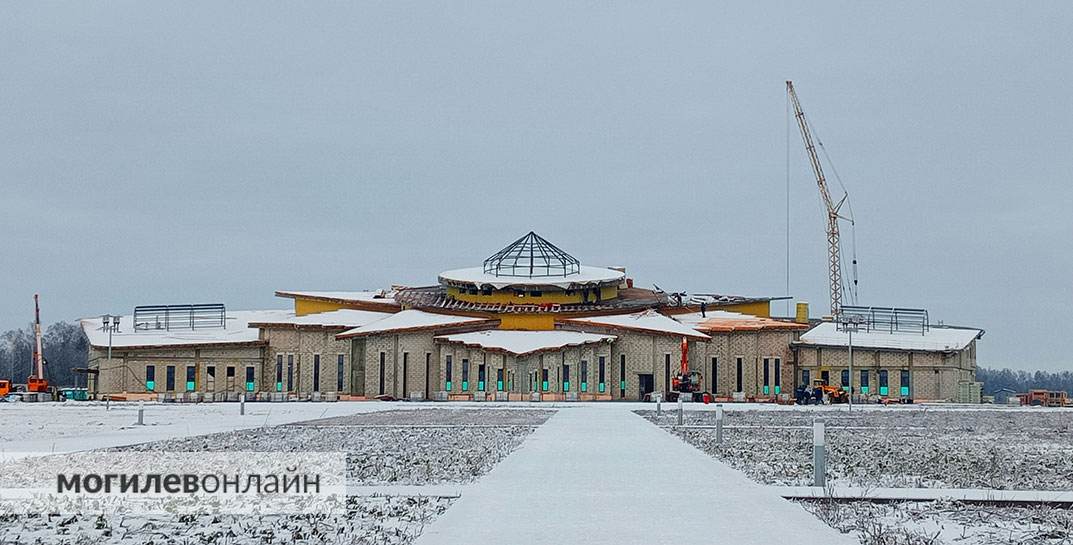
<box><xmin>81</xmin><ymin>232</ymin><xmax>983</xmax><ymax>402</ymax></box>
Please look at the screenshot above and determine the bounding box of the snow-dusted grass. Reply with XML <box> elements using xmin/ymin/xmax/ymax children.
<box><xmin>800</xmin><ymin>499</ymin><xmax>1073</xmax><ymax>545</ymax></box>
<box><xmin>0</xmin><ymin>496</ymin><xmax>452</xmax><ymax>545</ymax></box>
<box><xmin>642</xmin><ymin>408</ymin><xmax>1073</xmax><ymax>490</ymax></box>
<box><xmin>117</xmin><ymin>409</ymin><xmax>554</xmax><ymax>484</ymax></box>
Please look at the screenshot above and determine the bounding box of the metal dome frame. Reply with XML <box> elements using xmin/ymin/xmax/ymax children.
<box><xmin>482</xmin><ymin>231</ymin><xmax>581</xmax><ymax>278</ymax></box>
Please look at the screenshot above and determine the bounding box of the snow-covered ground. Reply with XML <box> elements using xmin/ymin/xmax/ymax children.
<box><xmin>0</xmin><ymin>405</ymin><xmax>552</xmax><ymax>544</ymax></box>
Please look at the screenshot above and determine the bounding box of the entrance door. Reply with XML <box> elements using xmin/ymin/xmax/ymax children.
<box><xmin>638</xmin><ymin>374</ymin><xmax>655</xmax><ymax>401</ymax></box>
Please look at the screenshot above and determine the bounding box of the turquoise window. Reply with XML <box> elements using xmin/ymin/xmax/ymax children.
<box><xmin>446</xmin><ymin>381</ymin><xmax>452</xmax><ymax>391</ymax></box>
<box><xmin>245</xmin><ymin>382</ymin><xmax>255</xmax><ymax>392</ymax></box>
<box><xmin>146</xmin><ymin>381</ymin><xmax>155</xmax><ymax>391</ymax></box>
<box><xmin>879</xmin><ymin>386</ymin><xmax>889</xmax><ymax>396</ymax></box>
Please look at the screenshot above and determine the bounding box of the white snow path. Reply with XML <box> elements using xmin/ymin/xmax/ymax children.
<box><xmin>416</xmin><ymin>406</ymin><xmax>857</xmax><ymax>545</ymax></box>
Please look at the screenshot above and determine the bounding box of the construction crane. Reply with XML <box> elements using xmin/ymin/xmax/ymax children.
<box><xmin>670</xmin><ymin>337</ymin><xmax>703</xmax><ymax>401</ymax></box>
<box><xmin>27</xmin><ymin>293</ymin><xmax>49</xmax><ymax>393</ymax></box>
<box><xmin>786</xmin><ymin>81</ymin><xmax>857</xmax><ymax>316</ymax></box>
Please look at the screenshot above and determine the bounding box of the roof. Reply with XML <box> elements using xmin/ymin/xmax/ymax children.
<box><xmin>482</xmin><ymin>231</ymin><xmax>581</xmax><ymax>278</ymax></box>
<box><xmin>274</xmin><ymin>290</ymin><xmax>400</xmax><ymax>307</ymax></box>
<box><xmin>80</xmin><ymin>310</ymin><xmax>290</xmax><ymax>349</ymax></box>
<box><xmin>248</xmin><ymin>309</ymin><xmax>394</xmax><ymax>329</ymax></box>
<box><xmin>795</xmin><ymin>321</ymin><xmax>983</xmax><ymax>352</ymax></box>
<box><xmin>394</xmin><ymin>285</ymin><xmax>668</xmax><ymax>314</ymax></box>
<box><xmin>336</xmin><ymin>309</ymin><xmax>496</xmax><ymax>338</ymax></box>
<box><xmin>435</xmin><ymin>330</ymin><xmax>616</xmax><ymax>356</ymax></box>
<box><xmin>562</xmin><ymin>310</ymin><xmax>709</xmax><ymax>339</ymax></box>
<box><xmin>673</xmin><ymin>310</ymin><xmax>809</xmax><ymax>333</ymax></box>
<box><xmin>439</xmin><ymin>265</ymin><xmax>624</xmax><ymax>290</ymax></box>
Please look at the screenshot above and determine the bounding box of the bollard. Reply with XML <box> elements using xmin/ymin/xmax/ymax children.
<box><xmin>677</xmin><ymin>395</ymin><xmax>684</xmax><ymax>426</ymax></box>
<box><xmin>240</xmin><ymin>393</ymin><xmax>246</xmax><ymax>416</ymax></box>
<box><xmin>813</xmin><ymin>418</ymin><xmax>826</xmax><ymax>487</ymax></box>
<box><xmin>656</xmin><ymin>394</ymin><xmax>662</xmax><ymax>417</ymax></box>
<box><xmin>137</xmin><ymin>400</ymin><xmax>145</xmax><ymax>426</ymax></box>
<box><xmin>715</xmin><ymin>404</ymin><xmax>724</xmax><ymax>446</ymax></box>
<box><xmin>105</xmin><ymin>396</ymin><xmax>110</xmax><ymax>411</ymax></box>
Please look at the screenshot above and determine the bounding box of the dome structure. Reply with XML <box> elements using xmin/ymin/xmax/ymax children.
<box><xmin>483</xmin><ymin>231</ymin><xmax>580</xmax><ymax>278</ymax></box>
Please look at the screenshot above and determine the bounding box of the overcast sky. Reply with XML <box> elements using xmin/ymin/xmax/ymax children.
<box><xmin>2</xmin><ymin>2</ymin><xmax>1070</xmax><ymax>369</ymax></box>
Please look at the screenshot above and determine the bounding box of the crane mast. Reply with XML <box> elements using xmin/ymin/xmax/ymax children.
<box><xmin>786</xmin><ymin>81</ymin><xmax>850</xmax><ymax>316</ymax></box>
<box><xmin>32</xmin><ymin>294</ymin><xmax>44</xmax><ymax>380</ymax></box>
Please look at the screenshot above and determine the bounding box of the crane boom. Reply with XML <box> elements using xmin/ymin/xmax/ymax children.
<box><xmin>32</xmin><ymin>294</ymin><xmax>44</xmax><ymax>379</ymax></box>
<box><xmin>787</xmin><ymin>80</ymin><xmax>847</xmax><ymax>316</ymax></box>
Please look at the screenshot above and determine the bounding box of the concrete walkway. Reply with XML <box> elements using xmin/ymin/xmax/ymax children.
<box><xmin>417</xmin><ymin>406</ymin><xmax>855</xmax><ymax>544</ymax></box>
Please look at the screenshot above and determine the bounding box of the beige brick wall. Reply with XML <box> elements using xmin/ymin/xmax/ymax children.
<box><xmin>89</xmin><ymin>345</ymin><xmax>261</xmax><ymax>396</ymax></box>
<box><xmin>263</xmin><ymin>328</ymin><xmax>351</xmax><ymax>394</ymax></box>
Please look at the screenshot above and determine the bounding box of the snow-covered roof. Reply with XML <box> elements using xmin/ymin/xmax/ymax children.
<box><xmin>336</xmin><ymin>309</ymin><xmax>494</xmax><ymax>338</ymax></box>
<box><xmin>563</xmin><ymin>310</ymin><xmax>709</xmax><ymax>339</ymax></box>
<box><xmin>438</xmin><ymin>266</ymin><xmax>624</xmax><ymax>289</ymax></box>
<box><xmin>248</xmin><ymin>309</ymin><xmax>394</xmax><ymax>329</ymax></box>
<box><xmin>275</xmin><ymin>290</ymin><xmax>398</xmax><ymax>305</ymax></box>
<box><xmin>435</xmin><ymin>330</ymin><xmax>616</xmax><ymax>356</ymax></box>
<box><xmin>796</xmin><ymin>321</ymin><xmax>982</xmax><ymax>352</ymax></box>
<box><xmin>672</xmin><ymin>310</ymin><xmax>809</xmax><ymax>333</ymax></box>
<box><xmin>80</xmin><ymin>310</ymin><xmax>290</xmax><ymax>349</ymax></box>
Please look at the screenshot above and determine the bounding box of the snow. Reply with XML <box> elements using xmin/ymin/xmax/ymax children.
<box><xmin>79</xmin><ymin>310</ymin><xmax>291</xmax><ymax>349</ymax></box>
<box><xmin>275</xmin><ymin>289</ymin><xmax>398</xmax><ymax>304</ymax></box>
<box><xmin>779</xmin><ymin>486</ymin><xmax>1073</xmax><ymax>503</ymax></box>
<box><xmin>247</xmin><ymin>308</ymin><xmax>394</xmax><ymax>328</ymax></box>
<box><xmin>416</xmin><ymin>406</ymin><xmax>856</xmax><ymax>545</ymax></box>
<box><xmin>798</xmin><ymin>321</ymin><xmax>982</xmax><ymax>352</ymax></box>
<box><xmin>337</xmin><ymin>309</ymin><xmax>492</xmax><ymax>338</ymax></box>
<box><xmin>672</xmin><ymin>309</ymin><xmax>761</xmax><ymax>327</ymax></box>
<box><xmin>434</xmin><ymin>330</ymin><xmax>616</xmax><ymax>356</ymax></box>
<box><xmin>671</xmin><ymin>309</ymin><xmax>808</xmax><ymax>332</ymax></box>
<box><xmin>437</xmin><ymin>265</ymin><xmax>625</xmax><ymax>289</ymax></box>
<box><xmin>564</xmin><ymin>309</ymin><xmax>709</xmax><ymax>339</ymax></box>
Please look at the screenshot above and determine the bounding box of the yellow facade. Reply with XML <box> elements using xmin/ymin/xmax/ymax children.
<box><xmin>718</xmin><ymin>300</ymin><xmax>771</xmax><ymax>318</ymax></box>
<box><xmin>496</xmin><ymin>313</ymin><xmax>556</xmax><ymax>331</ymax></box>
<box><xmin>294</xmin><ymin>298</ymin><xmax>347</xmax><ymax>316</ymax></box>
<box><xmin>447</xmin><ymin>285</ymin><xmax>619</xmax><ymax>305</ymax></box>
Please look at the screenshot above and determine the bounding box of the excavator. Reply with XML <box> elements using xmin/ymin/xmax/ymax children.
<box><xmin>669</xmin><ymin>337</ymin><xmax>704</xmax><ymax>402</ymax></box>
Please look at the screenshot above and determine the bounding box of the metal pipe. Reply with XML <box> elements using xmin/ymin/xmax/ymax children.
<box><xmin>813</xmin><ymin>418</ymin><xmax>826</xmax><ymax>487</ymax></box>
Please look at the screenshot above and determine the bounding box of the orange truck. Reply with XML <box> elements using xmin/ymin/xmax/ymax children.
<box><xmin>0</xmin><ymin>380</ymin><xmax>10</xmax><ymax>397</ymax></box>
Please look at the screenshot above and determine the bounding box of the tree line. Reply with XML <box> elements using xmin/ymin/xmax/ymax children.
<box><xmin>1</xmin><ymin>321</ymin><xmax>89</xmax><ymax>388</ymax></box>
<box><xmin>976</xmin><ymin>367</ymin><xmax>1073</xmax><ymax>396</ymax></box>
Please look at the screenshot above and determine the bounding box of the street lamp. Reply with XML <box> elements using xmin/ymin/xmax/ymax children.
<box><xmin>100</xmin><ymin>314</ymin><xmax>121</xmax><ymax>396</ymax></box>
<box><xmin>839</xmin><ymin>314</ymin><xmax>865</xmax><ymax>411</ymax></box>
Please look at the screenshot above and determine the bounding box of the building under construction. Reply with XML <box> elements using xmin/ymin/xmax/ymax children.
<box><xmin>81</xmin><ymin>232</ymin><xmax>983</xmax><ymax>403</ymax></box>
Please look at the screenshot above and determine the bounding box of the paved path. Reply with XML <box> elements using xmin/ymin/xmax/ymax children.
<box><xmin>417</xmin><ymin>406</ymin><xmax>855</xmax><ymax>544</ymax></box>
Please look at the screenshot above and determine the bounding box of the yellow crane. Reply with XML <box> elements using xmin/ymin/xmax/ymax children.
<box><xmin>786</xmin><ymin>81</ymin><xmax>856</xmax><ymax>316</ymax></box>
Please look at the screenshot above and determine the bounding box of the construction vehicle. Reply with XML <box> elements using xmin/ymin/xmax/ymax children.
<box><xmin>26</xmin><ymin>294</ymin><xmax>49</xmax><ymax>393</ymax></box>
<box><xmin>669</xmin><ymin>337</ymin><xmax>704</xmax><ymax>401</ymax></box>
<box><xmin>812</xmin><ymin>379</ymin><xmax>849</xmax><ymax>404</ymax></box>
<box><xmin>787</xmin><ymin>81</ymin><xmax>857</xmax><ymax>316</ymax></box>
<box><xmin>0</xmin><ymin>379</ymin><xmax>10</xmax><ymax>397</ymax></box>
<box><xmin>1018</xmin><ymin>389</ymin><xmax>1068</xmax><ymax>408</ymax></box>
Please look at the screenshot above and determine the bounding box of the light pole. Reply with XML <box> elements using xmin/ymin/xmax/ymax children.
<box><xmin>101</xmin><ymin>314</ymin><xmax>120</xmax><ymax>397</ymax></box>
<box><xmin>840</xmin><ymin>315</ymin><xmax>864</xmax><ymax>411</ymax></box>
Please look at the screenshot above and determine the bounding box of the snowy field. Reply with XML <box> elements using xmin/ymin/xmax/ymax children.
<box><xmin>0</xmin><ymin>404</ymin><xmax>554</xmax><ymax>544</ymax></box>
<box><xmin>642</xmin><ymin>405</ymin><xmax>1073</xmax><ymax>545</ymax></box>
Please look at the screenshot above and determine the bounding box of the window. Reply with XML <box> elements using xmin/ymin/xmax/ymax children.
<box><xmin>735</xmin><ymin>357</ymin><xmax>743</xmax><ymax>392</ymax></box>
<box><xmin>207</xmin><ymin>366</ymin><xmax>215</xmax><ymax>379</ymax></box>
<box><xmin>245</xmin><ymin>366</ymin><xmax>255</xmax><ymax>392</ymax></box>
<box><xmin>145</xmin><ymin>365</ymin><xmax>156</xmax><ymax>391</ymax></box>
<box><xmin>478</xmin><ymin>363</ymin><xmax>486</xmax><ymax>391</ymax></box>
<box><xmin>710</xmin><ymin>357</ymin><xmax>718</xmax><ymax>393</ymax></box>
<box><xmin>378</xmin><ymin>352</ymin><xmax>386</xmax><ymax>395</ymax></box>
<box><xmin>664</xmin><ymin>354</ymin><xmax>671</xmax><ymax>395</ymax></box>
<box><xmin>275</xmin><ymin>354</ymin><xmax>284</xmax><ymax>392</ymax></box>
<box><xmin>313</xmin><ymin>355</ymin><xmax>321</xmax><ymax>392</ymax></box>
<box><xmin>562</xmin><ymin>364</ymin><xmax>570</xmax><ymax>392</ymax></box>
<box><xmin>496</xmin><ymin>367</ymin><xmax>504</xmax><ymax>391</ymax></box>
<box><xmin>462</xmin><ymin>359</ymin><xmax>470</xmax><ymax>390</ymax></box>
<box><xmin>337</xmin><ymin>355</ymin><xmax>345</xmax><ymax>392</ymax></box>
<box><xmin>774</xmin><ymin>358</ymin><xmax>781</xmax><ymax>394</ymax></box>
<box><xmin>445</xmin><ymin>355</ymin><xmax>453</xmax><ymax>391</ymax></box>
<box><xmin>860</xmin><ymin>369</ymin><xmax>870</xmax><ymax>394</ymax></box>
<box><xmin>598</xmin><ymin>356</ymin><xmax>606</xmax><ymax>393</ymax></box>
<box><xmin>900</xmin><ymin>369</ymin><xmax>910</xmax><ymax>397</ymax></box>
<box><xmin>541</xmin><ymin>368</ymin><xmax>549</xmax><ymax>392</ymax></box>
<box><xmin>802</xmin><ymin>369</ymin><xmax>810</xmax><ymax>388</ymax></box>
<box><xmin>287</xmin><ymin>354</ymin><xmax>294</xmax><ymax>392</ymax></box>
<box><xmin>226</xmin><ymin>366</ymin><xmax>235</xmax><ymax>378</ymax></box>
<box><xmin>530</xmin><ymin>290</ymin><xmax>542</xmax><ymax>297</ymax></box>
<box><xmin>821</xmin><ymin>370</ymin><xmax>830</xmax><ymax>385</ymax></box>
<box><xmin>762</xmin><ymin>358</ymin><xmax>771</xmax><ymax>395</ymax></box>
<box><xmin>185</xmin><ymin>366</ymin><xmax>196</xmax><ymax>391</ymax></box>
<box><xmin>166</xmin><ymin>366</ymin><xmax>176</xmax><ymax>392</ymax></box>
<box><xmin>619</xmin><ymin>355</ymin><xmax>626</xmax><ymax>398</ymax></box>
<box><xmin>878</xmin><ymin>369</ymin><xmax>889</xmax><ymax>395</ymax></box>
<box><xmin>840</xmin><ymin>369</ymin><xmax>850</xmax><ymax>388</ymax></box>
<box><xmin>402</xmin><ymin>352</ymin><xmax>409</xmax><ymax>395</ymax></box>
<box><xmin>580</xmin><ymin>360</ymin><xmax>588</xmax><ymax>392</ymax></box>
<box><xmin>466</xmin><ymin>287</ymin><xmax>478</xmax><ymax>295</ymax></box>
<box><xmin>480</xmin><ymin>287</ymin><xmax>493</xmax><ymax>296</ymax></box>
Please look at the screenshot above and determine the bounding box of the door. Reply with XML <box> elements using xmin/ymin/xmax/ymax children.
<box><xmin>638</xmin><ymin>374</ymin><xmax>655</xmax><ymax>400</ymax></box>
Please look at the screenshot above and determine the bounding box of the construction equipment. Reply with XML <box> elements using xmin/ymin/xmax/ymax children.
<box><xmin>786</xmin><ymin>81</ymin><xmax>857</xmax><ymax>316</ymax></box>
<box><xmin>670</xmin><ymin>337</ymin><xmax>703</xmax><ymax>401</ymax></box>
<box><xmin>812</xmin><ymin>379</ymin><xmax>849</xmax><ymax>404</ymax></box>
<box><xmin>27</xmin><ymin>294</ymin><xmax>49</xmax><ymax>393</ymax></box>
<box><xmin>0</xmin><ymin>380</ymin><xmax>10</xmax><ymax>397</ymax></box>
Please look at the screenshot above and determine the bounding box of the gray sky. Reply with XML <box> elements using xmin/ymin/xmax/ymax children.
<box><xmin>2</xmin><ymin>2</ymin><xmax>1070</xmax><ymax>370</ymax></box>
